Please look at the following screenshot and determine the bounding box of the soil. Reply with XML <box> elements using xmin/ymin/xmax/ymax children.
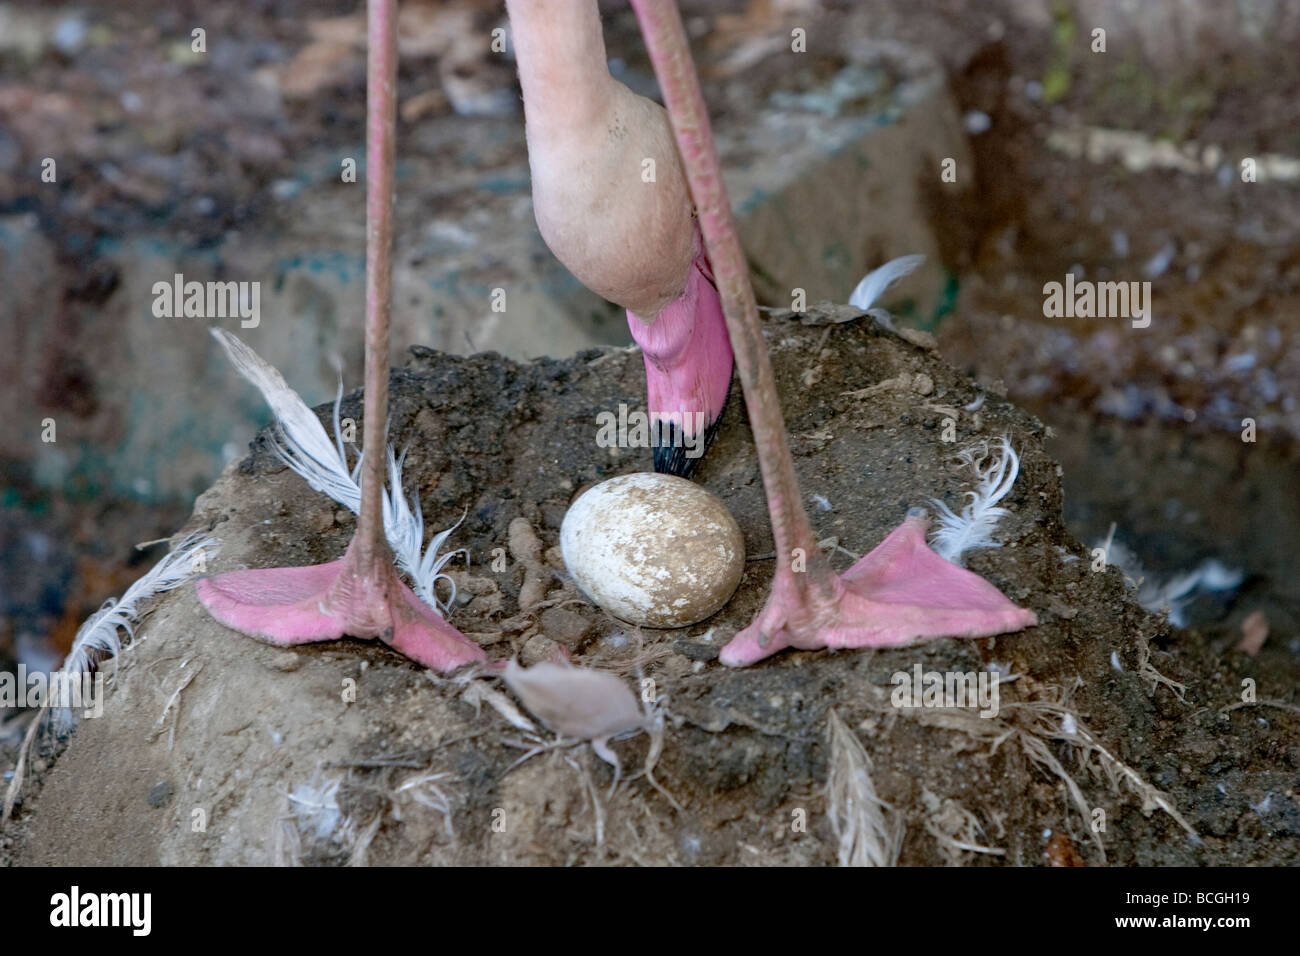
<box><xmin>2</xmin><ymin>0</ymin><xmax>1299</xmax><ymax>868</ymax></box>
<box><xmin>7</xmin><ymin>308</ymin><xmax>1297</xmax><ymax>866</ymax></box>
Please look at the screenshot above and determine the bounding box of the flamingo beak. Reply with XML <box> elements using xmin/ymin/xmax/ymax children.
<box><xmin>629</xmin><ymin>239</ymin><xmax>734</xmax><ymax>479</ymax></box>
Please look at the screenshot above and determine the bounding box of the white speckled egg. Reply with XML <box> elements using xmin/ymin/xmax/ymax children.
<box><xmin>560</xmin><ymin>473</ymin><xmax>745</xmax><ymax>628</ymax></box>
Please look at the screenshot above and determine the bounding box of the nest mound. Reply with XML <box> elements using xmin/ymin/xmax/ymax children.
<box><xmin>10</xmin><ymin>309</ymin><xmax>1295</xmax><ymax>866</ymax></box>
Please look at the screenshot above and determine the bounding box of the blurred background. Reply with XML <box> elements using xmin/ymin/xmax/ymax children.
<box><xmin>1</xmin><ymin>0</ymin><xmax>1297</xmax><ymax>683</ymax></box>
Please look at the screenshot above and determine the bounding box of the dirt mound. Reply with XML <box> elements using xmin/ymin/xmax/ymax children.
<box><xmin>9</xmin><ymin>310</ymin><xmax>1296</xmax><ymax>865</ymax></box>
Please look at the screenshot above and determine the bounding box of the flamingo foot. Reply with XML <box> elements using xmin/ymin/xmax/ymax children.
<box><xmin>627</xmin><ymin>230</ymin><xmax>734</xmax><ymax>479</ymax></box>
<box><xmin>196</xmin><ymin>537</ymin><xmax>486</xmax><ymax>672</ymax></box>
<box><xmin>719</xmin><ymin>513</ymin><xmax>1038</xmax><ymax>667</ymax></box>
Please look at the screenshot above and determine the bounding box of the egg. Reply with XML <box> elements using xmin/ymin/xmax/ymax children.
<box><xmin>560</xmin><ymin>473</ymin><xmax>745</xmax><ymax>628</ymax></box>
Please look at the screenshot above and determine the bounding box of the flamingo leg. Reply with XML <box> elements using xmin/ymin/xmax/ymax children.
<box><xmin>196</xmin><ymin>0</ymin><xmax>484</xmax><ymax>673</ymax></box>
<box><xmin>628</xmin><ymin>0</ymin><xmax>1037</xmax><ymax>665</ymax></box>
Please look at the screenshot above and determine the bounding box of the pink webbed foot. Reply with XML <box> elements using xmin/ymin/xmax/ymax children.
<box><xmin>719</xmin><ymin>513</ymin><xmax>1038</xmax><ymax>667</ymax></box>
<box><xmin>197</xmin><ymin>540</ymin><xmax>486</xmax><ymax>673</ymax></box>
<box><xmin>627</xmin><ymin>228</ymin><xmax>734</xmax><ymax>478</ymax></box>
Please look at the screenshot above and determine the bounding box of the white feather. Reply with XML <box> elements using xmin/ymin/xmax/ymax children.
<box><xmin>929</xmin><ymin>437</ymin><xmax>1020</xmax><ymax>565</ymax></box>
<box><xmin>61</xmin><ymin>532</ymin><xmax>219</xmax><ymax>679</ymax></box>
<box><xmin>287</xmin><ymin>777</ymin><xmax>347</xmax><ymax>843</ymax></box>
<box><xmin>52</xmin><ymin>532</ymin><xmax>219</xmax><ymax>732</ymax></box>
<box><xmin>210</xmin><ymin>329</ymin><xmax>462</xmax><ymax>615</ymax></box>
<box><xmin>212</xmin><ymin>329</ymin><xmax>362</xmax><ymax>510</ymax></box>
<box><xmin>383</xmin><ymin>448</ymin><xmax>465</xmax><ymax>614</ymax></box>
<box><xmin>503</xmin><ymin>660</ymin><xmax>645</xmax><ymax>741</ymax></box>
<box><xmin>848</xmin><ymin>254</ymin><xmax>925</xmax><ymax>312</ymax></box>
<box><xmin>1098</xmin><ymin>536</ymin><xmax>1242</xmax><ymax>628</ymax></box>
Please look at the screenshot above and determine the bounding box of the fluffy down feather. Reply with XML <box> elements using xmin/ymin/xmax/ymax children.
<box><xmin>929</xmin><ymin>437</ymin><xmax>1020</xmax><ymax>565</ymax></box>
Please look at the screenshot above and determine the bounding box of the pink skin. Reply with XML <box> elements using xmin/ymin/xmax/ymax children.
<box><xmin>629</xmin><ymin>0</ymin><xmax>1037</xmax><ymax>665</ymax></box>
<box><xmin>506</xmin><ymin>0</ymin><xmax>733</xmax><ymax>475</ymax></box>
<box><xmin>197</xmin><ymin>558</ymin><xmax>482</xmax><ymax>672</ymax></box>
<box><xmin>719</xmin><ymin>514</ymin><xmax>1038</xmax><ymax>666</ymax></box>
<box><xmin>195</xmin><ymin>0</ymin><xmax>484</xmax><ymax>673</ymax></box>
<box><xmin>625</xmin><ymin>230</ymin><xmax>733</xmax><ymax>461</ymax></box>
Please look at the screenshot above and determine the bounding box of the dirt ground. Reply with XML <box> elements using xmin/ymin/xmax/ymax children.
<box><xmin>5</xmin><ymin>308</ymin><xmax>1297</xmax><ymax>866</ymax></box>
<box><xmin>3</xmin><ymin>0</ymin><xmax>1299</xmax><ymax>866</ymax></box>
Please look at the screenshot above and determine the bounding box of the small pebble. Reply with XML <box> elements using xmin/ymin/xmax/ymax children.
<box><xmin>148</xmin><ymin>781</ymin><xmax>175</xmax><ymax>808</ymax></box>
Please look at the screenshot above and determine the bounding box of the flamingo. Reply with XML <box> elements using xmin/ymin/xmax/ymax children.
<box><xmin>506</xmin><ymin>0</ymin><xmax>732</xmax><ymax>477</ymax></box>
<box><xmin>514</xmin><ymin>0</ymin><xmax>1038</xmax><ymax>665</ymax></box>
<box><xmin>194</xmin><ymin>0</ymin><xmax>1035</xmax><ymax>673</ymax></box>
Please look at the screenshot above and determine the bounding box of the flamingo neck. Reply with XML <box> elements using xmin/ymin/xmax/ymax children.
<box><xmin>507</xmin><ymin>0</ymin><xmax>613</xmax><ymax>132</ymax></box>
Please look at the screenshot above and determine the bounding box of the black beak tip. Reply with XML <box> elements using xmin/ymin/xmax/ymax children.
<box><xmin>652</xmin><ymin>377</ymin><xmax>734</xmax><ymax>480</ymax></box>
<box><xmin>653</xmin><ymin>438</ymin><xmax>696</xmax><ymax>479</ymax></box>
<box><xmin>652</xmin><ymin>410</ymin><xmax>726</xmax><ymax>480</ymax></box>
